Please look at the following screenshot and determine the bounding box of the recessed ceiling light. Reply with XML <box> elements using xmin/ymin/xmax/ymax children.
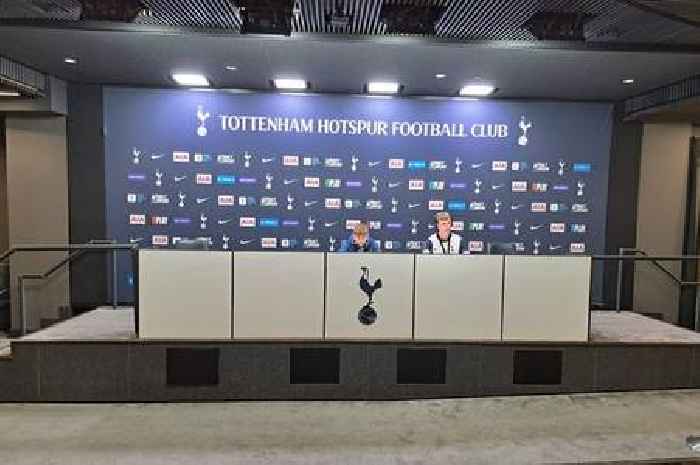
<box><xmin>0</xmin><ymin>91</ymin><xmax>20</xmax><ymax>97</ymax></box>
<box><xmin>621</xmin><ymin>78</ymin><xmax>635</xmax><ymax>85</ymax></box>
<box><xmin>435</xmin><ymin>73</ymin><xmax>447</xmax><ymax>79</ymax></box>
<box><xmin>367</xmin><ymin>81</ymin><xmax>400</xmax><ymax>94</ymax></box>
<box><xmin>64</xmin><ymin>57</ymin><xmax>78</xmax><ymax>64</ymax></box>
<box><xmin>273</xmin><ymin>78</ymin><xmax>308</xmax><ymax>90</ymax></box>
<box><xmin>171</xmin><ymin>73</ymin><xmax>210</xmax><ymax>87</ymax></box>
<box><xmin>459</xmin><ymin>83</ymin><xmax>496</xmax><ymax>96</ymax></box>
<box><xmin>225</xmin><ymin>65</ymin><xmax>238</xmax><ymax>71</ymax></box>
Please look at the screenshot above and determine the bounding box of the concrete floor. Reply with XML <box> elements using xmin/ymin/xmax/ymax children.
<box><xmin>0</xmin><ymin>390</ymin><xmax>699</xmax><ymax>464</ymax></box>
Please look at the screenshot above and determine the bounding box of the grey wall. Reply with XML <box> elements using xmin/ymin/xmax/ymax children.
<box><xmin>634</xmin><ymin>123</ymin><xmax>693</xmax><ymax>323</ymax></box>
<box><xmin>67</xmin><ymin>83</ymin><xmax>108</xmax><ymax>309</ymax></box>
<box><xmin>5</xmin><ymin>115</ymin><xmax>70</xmax><ymax>332</ymax></box>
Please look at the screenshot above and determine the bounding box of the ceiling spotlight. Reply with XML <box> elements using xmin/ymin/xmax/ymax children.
<box><xmin>367</xmin><ymin>81</ymin><xmax>400</xmax><ymax>94</ymax></box>
<box><xmin>435</xmin><ymin>73</ymin><xmax>447</xmax><ymax>79</ymax></box>
<box><xmin>621</xmin><ymin>78</ymin><xmax>635</xmax><ymax>85</ymax></box>
<box><xmin>273</xmin><ymin>78</ymin><xmax>308</xmax><ymax>90</ymax></box>
<box><xmin>225</xmin><ymin>65</ymin><xmax>238</xmax><ymax>71</ymax></box>
<box><xmin>64</xmin><ymin>57</ymin><xmax>78</xmax><ymax>64</ymax></box>
<box><xmin>0</xmin><ymin>91</ymin><xmax>20</xmax><ymax>97</ymax></box>
<box><xmin>171</xmin><ymin>73</ymin><xmax>210</xmax><ymax>87</ymax></box>
<box><xmin>459</xmin><ymin>83</ymin><xmax>496</xmax><ymax>97</ymax></box>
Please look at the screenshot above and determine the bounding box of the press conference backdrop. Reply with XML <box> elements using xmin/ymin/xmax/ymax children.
<box><xmin>105</xmin><ymin>87</ymin><xmax>612</xmax><ymax>302</ymax></box>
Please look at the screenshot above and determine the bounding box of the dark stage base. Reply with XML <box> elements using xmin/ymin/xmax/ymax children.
<box><xmin>0</xmin><ymin>309</ymin><xmax>699</xmax><ymax>402</ymax></box>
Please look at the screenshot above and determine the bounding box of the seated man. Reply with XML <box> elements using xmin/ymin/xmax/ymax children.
<box><xmin>425</xmin><ymin>211</ymin><xmax>465</xmax><ymax>254</ymax></box>
<box><xmin>339</xmin><ymin>222</ymin><xmax>380</xmax><ymax>252</ymax></box>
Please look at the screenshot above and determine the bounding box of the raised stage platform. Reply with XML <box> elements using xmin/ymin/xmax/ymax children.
<box><xmin>1</xmin><ymin>308</ymin><xmax>699</xmax><ymax>402</ymax></box>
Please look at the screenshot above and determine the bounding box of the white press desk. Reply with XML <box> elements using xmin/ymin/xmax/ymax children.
<box><xmin>137</xmin><ymin>250</ymin><xmax>591</xmax><ymax>342</ymax></box>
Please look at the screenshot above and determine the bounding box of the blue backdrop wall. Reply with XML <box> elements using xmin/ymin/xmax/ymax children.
<box><xmin>104</xmin><ymin>87</ymin><xmax>612</xmax><ymax>300</ymax></box>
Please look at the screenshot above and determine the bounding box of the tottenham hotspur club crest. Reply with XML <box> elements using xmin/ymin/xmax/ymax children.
<box><xmin>518</xmin><ymin>115</ymin><xmax>532</xmax><ymax>146</ymax></box>
<box><xmin>196</xmin><ymin>105</ymin><xmax>210</xmax><ymax>137</ymax></box>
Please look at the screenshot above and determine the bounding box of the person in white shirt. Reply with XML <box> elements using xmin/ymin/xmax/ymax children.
<box><xmin>425</xmin><ymin>211</ymin><xmax>464</xmax><ymax>255</ymax></box>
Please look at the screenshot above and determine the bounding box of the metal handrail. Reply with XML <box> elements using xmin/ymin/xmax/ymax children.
<box><xmin>0</xmin><ymin>243</ymin><xmax>139</xmax><ymax>335</ymax></box>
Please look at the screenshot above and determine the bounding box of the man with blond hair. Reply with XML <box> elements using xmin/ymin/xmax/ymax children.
<box><xmin>339</xmin><ymin>222</ymin><xmax>380</xmax><ymax>252</ymax></box>
<box><xmin>425</xmin><ymin>211</ymin><xmax>464</xmax><ymax>254</ymax></box>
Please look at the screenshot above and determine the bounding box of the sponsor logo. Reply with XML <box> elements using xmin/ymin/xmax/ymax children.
<box><xmin>324</xmin><ymin>158</ymin><xmax>343</xmax><ymax>168</ymax></box>
<box><xmin>428</xmin><ymin>200</ymin><xmax>444</xmax><ymax>210</ymax></box>
<box><xmin>368</xmin><ymin>160</ymin><xmax>382</xmax><ymax>168</ymax></box>
<box><xmin>239</xmin><ymin>239</ymin><xmax>255</xmax><ymax>246</ymax></box>
<box><xmin>532</xmin><ymin>182</ymin><xmax>548</xmax><ymax>193</ymax></box>
<box><xmin>469</xmin><ymin>201</ymin><xmax>485</xmax><ymax>211</ymax></box>
<box><xmin>448</xmin><ymin>200</ymin><xmax>467</xmax><ymax>211</ymax></box>
<box><xmin>261</xmin><ymin>197</ymin><xmax>279</xmax><ymax>207</ymax></box>
<box><xmin>570</xmin><ymin>224</ymin><xmax>587</xmax><ymax>233</ymax></box>
<box><xmin>346</xmin><ymin>219</ymin><xmax>361</xmax><ymax>230</ymax></box>
<box><xmin>261</xmin><ymin>237</ymin><xmax>278</xmax><ymax>249</ymax></box>
<box><xmin>217</xmin><ymin>218</ymin><xmax>234</xmax><ymax>225</ymax></box>
<box><xmin>488</xmin><ymin>224</ymin><xmax>506</xmax><ymax>231</ymax></box>
<box><xmin>512</xmin><ymin>181</ymin><xmax>528</xmax><ymax>192</ymax></box>
<box><xmin>345</xmin><ymin>180</ymin><xmax>362</xmax><ymax>188</ymax></box>
<box><xmin>369</xmin><ymin>220</ymin><xmax>382</xmax><ymax>230</ymax></box>
<box><xmin>387</xmin><ymin>223</ymin><xmax>403</xmax><ymax>229</ymax></box>
<box><xmin>572</xmin><ymin>203</ymin><xmax>589</xmax><ymax>213</ymax></box>
<box><xmin>216</xmin><ymin>174</ymin><xmax>236</xmax><ymax>185</ymax></box>
<box><xmin>366</xmin><ymin>200</ymin><xmax>383</xmax><ymax>210</ymax></box>
<box><xmin>240</xmin><ymin>217</ymin><xmax>256</xmax><ymax>227</ymax></box>
<box><xmin>550</xmin><ymin>203</ymin><xmax>569</xmax><ymax>212</ymax></box>
<box><xmin>531</xmin><ymin>202</ymin><xmax>547</xmax><ymax>212</ymax></box>
<box><xmin>172</xmin><ymin>151</ymin><xmax>190</xmax><ymax>162</ymax></box>
<box><xmin>283</xmin><ymin>178</ymin><xmax>299</xmax><ymax>185</ymax></box>
<box><xmin>303</xmin><ymin>156</ymin><xmax>320</xmax><ymax>166</ymax></box>
<box><xmin>304</xmin><ymin>177</ymin><xmax>320</xmax><ymax>188</ymax></box>
<box><xmin>552</xmin><ymin>184</ymin><xmax>569</xmax><ymax>192</ymax></box>
<box><xmin>303</xmin><ymin>238</ymin><xmax>320</xmax><ymax>249</ymax></box>
<box><xmin>325</xmin><ymin>198</ymin><xmax>342</xmax><ymax>209</ymax></box>
<box><xmin>408</xmin><ymin>179</ymin><xmax>425</xmax><ymax>191</ymax></box>
<box><xmin>532</xmin><ymin>161</ymin><xmax>550</xmax><ymax>172</ymax></box>
<box><xmin>217</xmin><ymin>154</ymin><xmax>236</xmax><ymax>164</ymax></box>
<box><xmin>429</xmin><ymin>160</ymin><xmax>447</xmax><ymax>170</ymax></box>
<box><xmin>345</xmin><ymin>199</ymin><xmax>362</xmax><ymax>209</ymax></box>
<box><xmin>549</xmin><ymin>245</ymin><xmax>563</xmax><ymax>252</ymax></box>
<box><xmin>469</xmin><ymin>241</ymin><xmax>484</xmax><ymax>252</ymax></box>
<box><xmin>196</xmin><ymin>173</ymin><xmax>212</xmax><ymax>185</ymax></box>
<box><xmin>429</xmin><ymin>181</ymin><xmax>445</xmax><ymax>191</ymax></box>
<box><xmin>511</xmin><ymin>161</ymin><xmax>527</xmax><ymax>171</ymax></box>
<box><xmin>129</xmin><ymin>214</ymin><xmax>146</xmax><ymax>225</ymax></box>
<box><xmin>406</xmin><ymin>240</ymin><xmax>424</xmax><ymax>250</ymax></box>
<box><xmin>150</xmin><ymin>216</ymin><xmax>168</xmax><ymax>225</ymax></box>
<box><xmin>128</xmin><ymin>174</ymin><xmax>146</xmax><ymax>181</ymax></box>
<box><xmin>261</xmin><ymin>157</ymin><xmax>275</xmax><ymax>164</ymax></box>
<box><xmin>408</xmin><ymin>202</ymin><xmax>422</xmax><ymax>209</ymax></box>
<box><xmin>281</xmin><ymin>238</ymin><xmax>298</xmax><ymax>248</ymax></box>
<box><xmin>388</xmin><ymin>158</ymin><xmax>405</xmax><ymax>169</ymax></box>
<box><xmin>196</xmin><ymin>197</ymin><xmax>210</xmax><ymax>205</ymax></box>
<box><xmin>570</xmin><ymin>243</ymin><xmax>586</xmax><ymax>253</ymax></box>
<box><xmin>283</xmin><ymin>220</ymin><xmax>300</xmax><ymax>227</ymax></box>
<box><xmin>408</xmin><ymin>160</ymin><xmax>427</xmax><ymax>169</ymax></box>
<box><xmin>491</xmin><ymin>184</ymin><xmax>505</xmax><ymax>191</ymax></box>
<box><xmin>259</xmin><ymin>218</ymin><xmax>279</xmax><ymax>228</ymax></box>
<box><xmin>238</xmin><ymin>196</ymin><xmax>256</xmax><ymax>206</ymax></box>
<box><xmin>152</xmin><ymin>235</ymin><xmax>168</xmax><ymax>246</ymax></box>
<box><xmin>174</xmin><ymin>175</ymin><xmax>187</xmax><ymax>183</ymax></box>
<box><xmin>492</xmin><ymin>161</ymin><xmax>508</xmax><ymax>171</ymax></box>
<box><xmin>283</xmin><ymin>155</ymin><xmax>299</xmax><ymax>166</ymax></box>
<box><xmin>325</xmin><ymin>178</ymin><xmax>341</xmax><ymax>188</ymax></box>
<box><xmin>194</xmin><ymin>153</ymin><xmax>211</xmax><ymax>163</ymax></box>
<box><xmin>173</xmin><ymin>217</ymin><xmax>191</xmax><ymax>225</ymax></box>
<box><xmin>471</xmin><ymin>162</ymin><xmax>484</xmax><ymax>169</ymax></box>
<box><xmin>150</xmin><ymin>153</ymin><xmax>165</xmax><ymax>160</ymax></box>
<box><xmin>151</xmin><ymin>194</ymin><xmax>170</xmax><ymax>204</ymax></box>
<box><xmin>469</xmin><ymin>222</ymin><xmax>485</xmax><ymax>232</ymax></box>
<box><xmin>550</xmin><ymin>223</ymin><xmax>566</xmax><ymax>233</ymax></box>
<box><xmin>449</xmin><ymin>182</ymin><xmax>467</xmax><ymax>189</ymax></box>
<box><xmin>127</xmin><ymin>193</ymin><xmax>145</xmax><ymax>204</ymax></box>
<box><xmin>573</xmin><ymin>163</ymin><xmax>592</xmax><ymax>173</ymax></box>
<box><xmin>384</xmin><ymin>240</ymin><xmax>402</xmax><ymax>250</ymax></box>
<box><xmin>324</xmin><ymin>221</ymin><xmax>339</xmax><ymax>228</ymax></box>
<box><xmin>388</xmin><ymin>181</ymin><xmax>403</xmax><ymax>189</ymax></box>
<box><xmin>304</xmin><ymin>200</ymin><xmax>319</xmax><ymax>207</ymax></box>
<box><xmin>239</xmin><ymin>177</ymin><xmax>256</xmax><ymax>184</ymax></box>
<box><xmin>452</xmin><ymin>221</ymin><xmax>465</xmax><ymax>231</ymax></box>
<box><xmin>511</xmin><ymin>203</ymin><xmax>525</xmax><ymax>211</ymax></box>
<box><xmin>218</xmin><ymin>195</ymin><xmax>235</xmax><ymax>206</ymax></box>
